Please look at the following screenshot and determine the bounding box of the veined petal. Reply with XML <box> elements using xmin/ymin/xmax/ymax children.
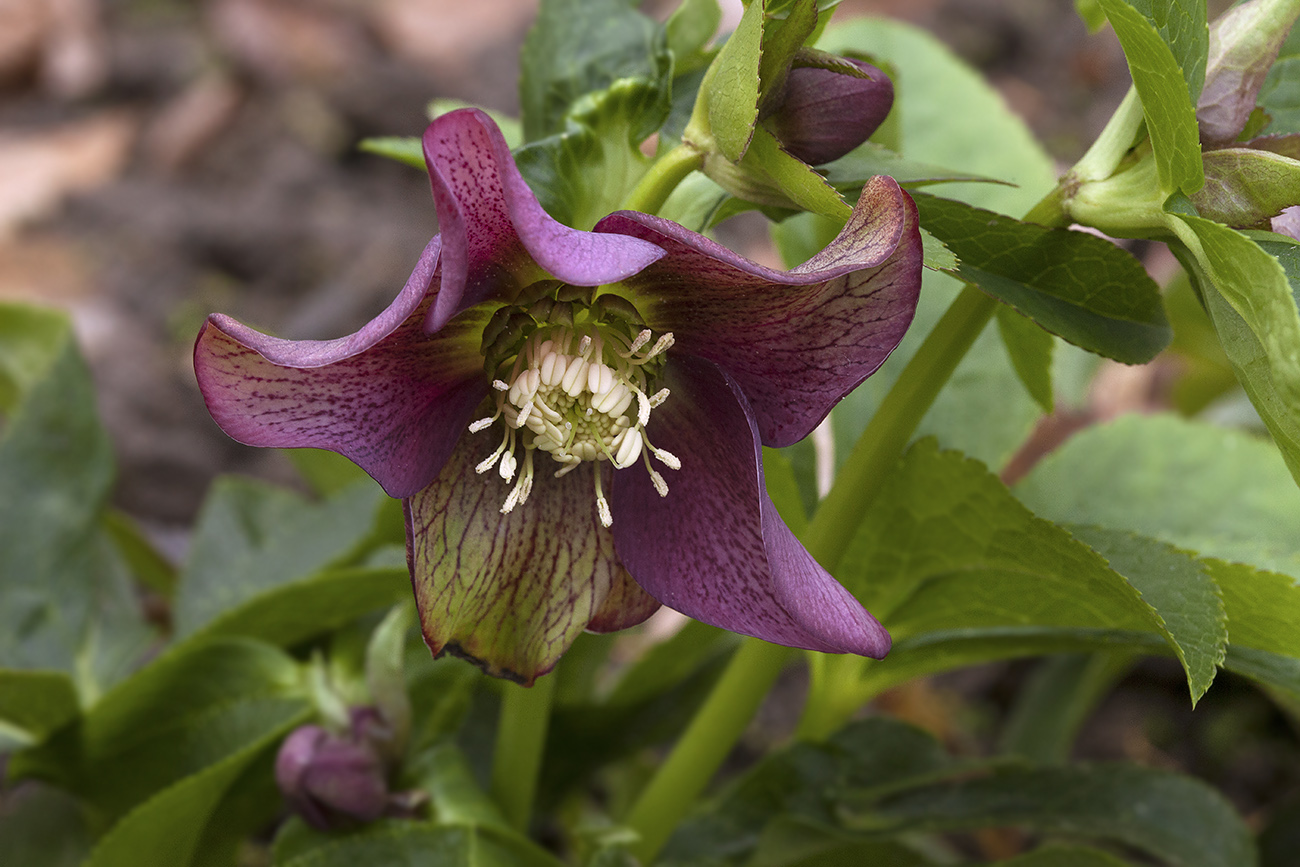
<box><xmin>610</xmin><ymin>356</ymin><xmax>890</xmax><ymax>658</ymax></box>
<box><xmin>405</xmin><ymin>434</ymin><xmax>635</xmax><ymax>684</ymax></box>
<box><xmin>586</xmin><ymin>570</ymin><xmax>661</xmax><ymax>633</ymax></box>
<box><xmin>423</xmin><ymin>109</ymin><xmax>665</xmax><ymax>330</ymax></box>
<box><xmin>194</xmin><ymin>237</ymin><xmax>488</xmax><ymax>498</ymax></box>
<box><xmin>595</xmin><ymin>177</ymin><xmax>921</xmax><ymax>447</ymax></box>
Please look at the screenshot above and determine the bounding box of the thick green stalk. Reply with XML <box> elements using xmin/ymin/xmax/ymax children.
<box><xmin>624</xmin><ymin>638</ymin><xmax>791</xmax><ymax>862</ymax></box>
<box><xmin>621</xmin><ymin>143</ymin><xmax>704</xmax><ymax>215</ymax></box>
<box><xmin>490</xmin><ymin>673</ymin><xmax>557</xmax><ymax>831</ymax></box>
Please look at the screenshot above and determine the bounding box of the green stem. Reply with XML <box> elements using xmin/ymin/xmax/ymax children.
<box><xmin>490</xmin><ymin>673</ymin><xmax>557</xmax><ymax>831</ymax></box>
<box><xmin>624</xmin><ymin>638</ymin><xmax>791</xmax><ymax>863</ymax></box>
<box><xmin>1070</xmin><ymin>86</ymin><xmax>1144</xmax><ymax>184</ymax></box>
<box><xmin>622</xmin><ymin>143</ymin><xmax>705</xmax><ymax>215</ymax></box>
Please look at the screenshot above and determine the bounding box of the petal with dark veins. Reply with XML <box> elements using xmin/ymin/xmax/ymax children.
<box><xmin>194</xmin><ymin>238</ymin><xmax>489</xmax><ymax>498</ymax></box>
<box><xmin>611</xmin><ymin>356</ymin><xmax>890</xmax><ymax>658</ymax></box>
<box><xmin>596</xmin><ymin>176</ymin><xmax>921</xmax><ymax>447</ymax></box>
<box><xmin>405</xmin><ymin>437</ymin><xmax>634</xmax><ymax>684</ymax></box>
<box><xmin>423</xmin><ymin>109</ymin><xmax>665</xmax><ymax>330</ymax></box>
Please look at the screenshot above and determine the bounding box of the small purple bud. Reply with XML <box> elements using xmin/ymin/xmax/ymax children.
<box><xmin>275</xmin><ymin>724</ymin><xmax>389</xmax><ymax>831</ymax></box>
<box><xmin>764</xmin><ymin>57</ymin><xmax>893</xmax><ymax>166</ymax></box>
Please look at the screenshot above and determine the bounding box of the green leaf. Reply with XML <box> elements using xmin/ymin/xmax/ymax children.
<box><xmin>1193</xmin><ymin>148</ymin><xmax>1300</xmax><ymax>227</ymax></box>
<box><xmin>0</xmin><ymin>669</ymin><xmax>79</xmax><ymax>741</ymax></box>
<box><xmin>0</xmin><ymin>303</ymin><xmax>152</xmax><ymax>688</ymax></box>
<box><xmin>912</xmin><ymin>192</ymin><xmax>1171</xmax><ymax>364</ymax></box>
<box><xmin>1208</xmin><ymin>559</ymin><xmax>1300</xmax><ymax>703</ymax></box>
<box><xmin>704</xmin><ymin>0</ymin><xmax>764</xmax><ymax>161</ymax></box>
<box><xmin>844</xmin><ymin>764</ymin><xmax>1254</xmax><ymax>867</ymax></box>
<box><xmin>660</xmin><ymin>717</ymin><xmax>952</xmax><ymax>866</ymax></box>
<box><xmin>102</xmin><ymin>508</ymin><xmax>177</xmax><ymax>598</ymax></box>
<box><xmin>1074</xmin><ymin>0</ymin><xmax>1108</xmax><ymax>33</ymax></box>
<box><xmin>822</xmin><ymin>141</ymin><xmax>1017</xmax><ymax>191</ymax></box>
<box><xmin>514</xmin><ymin>78</ymin><xmax>665</xmax><ymax>229</ymax></box>
<box><xmin>0</xmin><ymin>781</ymin><xmax>93</xmax><ymax>867</ymax></box>
<box><xmin>1123</xmin><ymin>0</ymin><xmax>1208</xmax><ymax>102</ymax></box>
<box><xmin>838</xmin><ymin>441</ymin><xmax>1175</xmax><ymax>673</ymax></box>
<box><xmin>519</xmin><ymin>0</ymin><xmax>670</xmax><ymax>144</ymax></box>
<box><xmin>189</xmin><ymin>567</ymin><xmax>411</xmax><ymax>648</ymax></box>
<box><xmin>85</xmin><ymin>710</ymin><xmax>304</xmax><ymax>867</ymax></box>
<box><xmin>994</xmin><ymin>847</ymin><xmax>1134</xmax><ymax>867</ymax></box>
<box><xmin>358</xmin><ymin>136</ymin><xmax>424</xmax><ymax>170</ymax></box>
<box><xmin>1167</xmin><ymin>220</ymin><xmax>1300</xmax><ymax>484</ymax></box>
<box><xmin>9</xmin><ymin>638</ymin><xmax>305</xmax><ymax>821</ymax></box>
<box><xmin>1098</xmin><ymin>0</ymin><xmax>1205</xmax><ymax>194</ymax></box>
<box><xmin>175</xmin><ymin>477</ymin><xmax>390</xmax><ymax>637</ymax></box>
<box><xmin>1065</xmin><ymin>526</ymin><xmax>1227</xmax><ymax>703</ymax></box>
<box><xmin>746</xmin><ymin>123</ymin><xmax>849</xmax><ymax>220</ymax></box>
<box><xmin>756</xmin><ymin>0</ymin><xmax>819</xmax><ymax>111</ymax></box>
<box><xmin>996</xmin><ymin>305</ymin><xmax>1055</xmax><ymax>414</ymax></box>
<box><xmin>665</xmin><ymin>0</ymin><xmax>722</xmax><ymax>76</ymax></box>
<box><xmin>998</xmin><ymin>654</ymin><xmax>1134</xmax><ymax>765</ymax></box>
<box><xmin>1260</xmin><ymin>32</ymin><xmax>1300</xmax><ymax>135</ymax></box>
<box><xmin>1015</xmin><ymin>414</ymin><xmax>1300</xmax><ymax>579</ymax></box>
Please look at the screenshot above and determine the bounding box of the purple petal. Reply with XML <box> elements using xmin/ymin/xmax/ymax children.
<box><xmin>595</xmin><ymin>176</ymin><xmax>921</xmax><ymax>447</ymax></box>
<box><xmin>194</xmin><ymin>237</ymin><xmax>488</xmax><ymax>498</ymax></box>
<box><xmin>422</xmin><ymin>109</ymin><xmax>665</xmax><ymax>330</ymax></box>
<box><xmin>405</xmin><ymin>433</ymin><xmax>640</xmax><ymax>684</ymax></box>
<box><xmin>611</xmin><ymin>356</ymin><xmax>890</xmax><ymax>657</ymax></box>
<box><xmin>586</xmin><ymin>570</ymin><xmax>661</xmax><ymax>633</ymax></box>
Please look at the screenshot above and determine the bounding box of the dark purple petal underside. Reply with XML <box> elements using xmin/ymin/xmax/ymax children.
<box><xmin>194</xmin><ymin>237</ymin><xmax>487</xmax><ymax>498</ymax></box>
<box><xmin>611</xmin><ymin>356</ymin><xmax>890</xmax><ymax>658</ymax></box>
<box><xmin>596</xmin><ymin>177</ymin><xmax>922</xmax><ymax>447</ymax></box>
<box><xmin>422</xmin><ymin>109</ymin><xmax>665</xmax><ymax>330</ymax></box>
<box><xmin>405</xmin><ymin>436</ymin><xmax>638</xmax><ymax>684</ymax></box>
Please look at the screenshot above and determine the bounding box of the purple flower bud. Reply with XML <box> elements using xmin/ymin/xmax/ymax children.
<box><xmin>1198</xmin><ymin>0</ymin><xmax>1300</xmax><ymax>146</ymax></box>
<box><xmin>275</xmin><ymin>724</ymin><xmax>389</xmax><ymax>831</ymax></box>
<box><xmin>764</xmin><ymin>57</ymin><xmax>893</xmax><ymax>166</ymax></box>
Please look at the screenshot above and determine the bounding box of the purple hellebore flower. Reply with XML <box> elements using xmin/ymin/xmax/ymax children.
<box><xmin>194</xmin><ymin>108</ymin><xmax>922</xmax><ymax>684</ymax></box>
<box><xmin>275</xmin><ymin>723</ymin><xmax>389</xmax><ymax>831</ymax></box>
<box><xmin>764</xmin><ymin>57</ymin><xmax>894</xmax><ymax>166</ymax></box>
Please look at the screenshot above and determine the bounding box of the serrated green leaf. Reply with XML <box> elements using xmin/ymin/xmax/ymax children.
<box><xmin>706</xmin><ymin>0</ymin><xmax>765</xmax><ymax>161</ymax></box>
<box><xmin>0</xmin><ymin>669</ymin><xmax>78</xmax><ymax>741</ymax></box>
<box><xmin>1015</xmin><ymin>414</ymin><xmax>1300</xmax><ymax>578</ymax></box>
<box><xmin>843</xmin><ymin>764</ymin><xmax>1254</xmax><ymax>867</ymax></box>
<box><xmin>85</xmin><ymin>709</ymin><xmax>304</xmax><ymax>867</ymax></box>
<box><xmin>514</xmin><ymin>79</ymin><xmax>665</xmax><ymax>229</ymax></box>
<box><xmin>1066</xmin><ymin>526</ymin><xmax>1226</xmax><ymax>703</ymax></box>
<box><xmin>1124</xmin><ymin>0</ymin><xmax>1209</xmax><ymax>102</ymax></box>
<box><xmin>996</xmin><ymin>305</ymin><xmax>1055</xmax><ymax>414</ymax></box>
<box><xmin>747</xmin><ymin>123</ymin><xmax>849</xmax><ymax>220</ymax></box>
<box><xmin>10</xmin><ymin>638</ymin><xmax>305</xmax><ymax>821</ymax></box>
<box><xmin>175</xmin><ymin>477</ymin><xmax>390</xmax><ymax>637</ymax></box>
<box><xmin>756</xmin><ymin>0</ymin><xmax>818</xmax><ymax>112</ymax></box>
<box><xmin>519</xmin><ymin>0</ymin><xmax>670</xmax><ymax>144</ymax></box>
<box><xmin>1260</xmin><ymin>52</ymin><xmax>1300</xmax><ymax>135</ymax></box>
<box><xmin>840</xmin><ymin>441</ymin><xmax>1169</xmax><ymax>649</ymax></box>
<box><xmin>0</xmin><ymin>781</ymin><xmax>93</xmax><ymax>867</ymax></box>
<box><xmin>1194</xmin><ymin>147</ymin><xmax>1300</xmax><ymax>226</ymax></box>
<box><xmin>1099</xmin><ymin>0</ymin><xmax>1205</xmax><ymax>194</ymax></box>
<box><xmin>913</xmin><ymin>192</ymin><xmax>1171</xmax><ymax>364</ymax></box>
<box><xmin>1168</xmin><ymin>218</ymin><xmax>1300</xmax><ymax>485</ymax></box>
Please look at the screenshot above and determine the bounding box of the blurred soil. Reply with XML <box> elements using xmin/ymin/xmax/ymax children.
<box><xmin>5</xmin><ymin>0</ymin><xmax>1295</xmax><ymax>846</ymax></box>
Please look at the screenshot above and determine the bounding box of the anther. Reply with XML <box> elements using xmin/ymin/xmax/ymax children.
<box><xmin>468</xmin><ymin>417</ymin><xmax>495</xmax><ymax>433</ymax></box>
<box><xmin>648</xmin><ymin>388</ymin><xmax>670</xmax><ymax>408</ymax></box>
<box><xmin>492</xmin><ymin>379</ymin><xmax>509</xmax><ymax>391</ymax></box>
<box><xmin>645</xmin><ymin>333</ymin><xmax>675</xmax><ymax>359</ymax></box>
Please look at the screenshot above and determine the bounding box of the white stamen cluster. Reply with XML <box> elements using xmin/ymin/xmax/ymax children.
<box><xmin>469</xmin><ymin>324</ymin><xmax>679</xmax><ymax>527</ymax></box>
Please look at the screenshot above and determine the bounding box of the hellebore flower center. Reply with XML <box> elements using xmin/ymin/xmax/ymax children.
<box><xmin>468</xmin><ymin>281</ymin><xmax>679</xmax><ymax>527</ymax></box>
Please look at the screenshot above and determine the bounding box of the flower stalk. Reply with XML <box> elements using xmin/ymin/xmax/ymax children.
<box><xmin>491</xmin><ymin>673</ymin><xmax>558</xmax><ymax>830</ymax></box>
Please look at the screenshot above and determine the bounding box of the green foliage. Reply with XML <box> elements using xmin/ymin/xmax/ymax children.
<box><xmin>912</xmin><ymin>192</ymin><xmax>1171</xmax><ymax>364</ymax></box>
<box><xmin>661</xmin><ymin>717</ymin><xmax>1253</xmax><ymax>867</ymax></box>
<box><xmin>703</xmin><ymin>0</ymin><xmax>764</xmax><ymax>162</ymax></box>
<box><xmin>0</xmin><ymin>782</ymin><xmax>93</xmax><ymax>867</ymax></box>
<box><xmin>1260</xmin><ymin>21</ymin><xmax>1300</xmax><ymax>134</ymax></box>
<box><xmin>175</xmin><ymin>476</ymin><xmax>393</xmax><ymax>637</ymax></box>
<box><xmin>995</xmin><ymin>305</ymin><xmax>1055</xmax><ymax>414</ymax></box>
<box><xmin>519</xmin><ymin>0</ymin><xmax>670</xmax><ymax>144</ymax></box>
<box><xmin>1098</xmin><ymin>0</ymin><xmax>1205</xmax><ymax>195</ymax></box>
<box><xmin>0</xmin><ymin>303</ymin><xmax>152</xmax><ymax>696</ymax></box>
